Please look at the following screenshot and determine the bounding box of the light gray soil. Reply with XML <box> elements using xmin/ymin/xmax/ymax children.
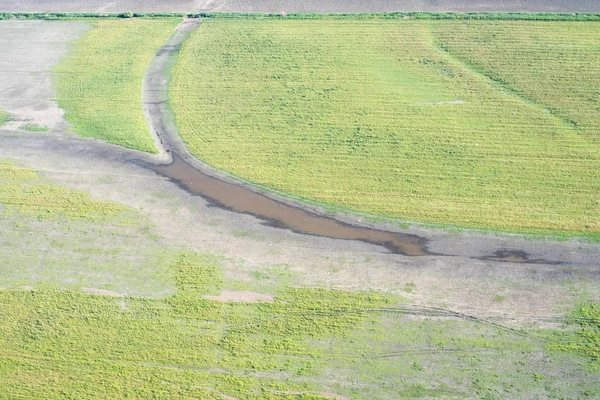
<box><xmin>0</xmin><ymin>20</ymin><xmax>598</xmax><ymax>324</ymax></box>
<box><xmin>0</xmin><ymin>21</ymin><xmax>91</xmax><ymax>130</ymax></box>
<box><xmin>1</xmin><ymin>0</ymin><xmax>599</xmax><ymax>13</ymax></box>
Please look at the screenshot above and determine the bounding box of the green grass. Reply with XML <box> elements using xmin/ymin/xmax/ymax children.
<box><xmin>547</xmin><ymin>302</ymin><xmax>600</xmax><ymax>362</ymax></box>
<box><xmin>55</xmin><ymin>18</ymin><xmax>180</xmax><ymax>153</ymax></box>
<box><xmin>18</xmin><ymin>123</ymin><xmax>50</xmax><ymax>132</ymax></box>
<box><xmin>1</xmin><ymin>251</ymin><xmax>598</xmax><ymax>398</ymax></box>
<box><xmin>170</xmin><ymin>19</ymin><xmax>599</xmax><ymax>238</ymax></box>
<box><xmin>0</xmin><ymin>161</ymin><xmax>126</xmax><ymax>219</ymax></box>
<box><xmin>0</xmin><ymin>109</ymin><xmax>10</xmax><ymax>126</ymax></box>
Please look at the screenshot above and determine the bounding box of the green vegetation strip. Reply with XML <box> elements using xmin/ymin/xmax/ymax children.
<box><xmin>0</xmin><ymin>161</ymin><xmax>126</xmax><ymax>220</ymax></box>
<box><xmin>170</xmin><ymin>19</ymin><xmax>599</xmax><ymax>238</ymax></box>
<box><xmin>55</xmin><ymin>18</ymin><xmax>180</xmax><ymax>153</ymax></box>
<box><xmin>18</xmin><ymin>123</ymin><xmax>49</xmax><ymax>132</ymax></box>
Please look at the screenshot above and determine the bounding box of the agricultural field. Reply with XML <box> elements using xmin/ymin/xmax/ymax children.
<box><xmin>0</xmin><ymin>161</ymin><xmax>598</xmax><ymax>398</ymax></box>
<box><xmin>56</xmin><ymin>18</ymin><xmax>180</xmax><ymax>152</ymax></box>
<box><xmin>170</xmin><ymin>19</ymin><xmax>600</xmax><ymax>238</ymax></box>
<box><xmin>2</xmin><ymin>0</ymin><xmax>600</xmax><ymax>13</ymax></box>
<box><xmin>0</xmin><ymin>12</ymin><xmax>599</xmax><ymax>399</ymax></box>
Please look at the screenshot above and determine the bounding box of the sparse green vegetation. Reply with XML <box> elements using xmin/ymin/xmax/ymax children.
<box><xmin>170</xmin><ymin>19</ymin><xmax>599</xmax><ymax>238</ymax></box>
<box><xmin>0</xmin><ymin>109</ymin><xmax>10</xmax><ymax>126</ymax></box>
<box><xmin>0</xmin><ymin>161</ymin><xmax>176</xmax><ymax>297</ymax></box>
<box><xmin>0</xmin><ymin>161</ymin><xmax>126</xmax><ymax>219</ymax></box>
<box><xmin>55</xmin><ymin>18</ymin><xmax>180</xmax><ymax>152</ymax></box>
<box><xmin>18</xmin><ymin>123</ymin><xmax>50</xmax><ymax>132</ymax></box>
<box><xmin>1</xmin><ymin>251</ymin><xmax>599</xmax><ymax>398</ymax></box>
<box><xmin>547</xmin><ymin>302</ymin><xmax>600</xmax><ymax>363</ymax></box>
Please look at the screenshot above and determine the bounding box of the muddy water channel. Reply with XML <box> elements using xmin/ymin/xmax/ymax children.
<box><xmin>149</xmin><ymin>154</ymin><xmax>433</xmax><ymax>256</ymax></box>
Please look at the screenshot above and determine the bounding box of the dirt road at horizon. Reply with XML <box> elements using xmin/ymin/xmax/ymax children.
<box><xmin>1</xmin><ymin>0</ymin><xmax>600</xmax><ymax>13</ymax></box>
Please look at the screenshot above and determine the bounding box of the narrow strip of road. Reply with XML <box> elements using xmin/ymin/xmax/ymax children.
<box><xmin>2</xmin><ymin>0</ymin><xmax>600</xmax><ymax>13</ymax></box>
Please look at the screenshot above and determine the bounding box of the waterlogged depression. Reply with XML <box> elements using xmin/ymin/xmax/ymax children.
<box><xmin>149</xmin><ymin>153</ymin><xmax>433</xmax><ymax>256</ymax></box>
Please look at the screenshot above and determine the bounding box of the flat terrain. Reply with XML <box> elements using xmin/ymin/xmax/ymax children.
<box><xmin>0</xmin><ymin>21</ymin><xmax>91</xmax><ymax>131</ymax></box>
<box><xmin>0</xmin><ymin>18</ymin><xmax>598</xmax><ymax>398</ymax></box>
<box><xmin>56</xmin><ymin>18</ymin><xmax>180</xmax><ymax>153</ymax></box>
<box><xmin>170</xmin><ymin>19</ymin><xmax>599</xmax><ymax>237</ymax></box>
<box><xmin>2</xmin><ymin>0</ymin><xmax>600</xmax><ymax>13</ymax></box>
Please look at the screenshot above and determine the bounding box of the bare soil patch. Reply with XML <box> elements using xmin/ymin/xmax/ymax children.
<box><xmin>205</xmin><ymin>290</ymin><xmax>274</xmax><ymax>303</ymax></box>
<box><xmin>83</xmin><ymin>287</ymin><xmax>124</xmax><ymax>297</ymax></box>
<box><xmin>0</xmin><ymin>21</ymin><xmax>91</xmax><ymax>131</ymax></box>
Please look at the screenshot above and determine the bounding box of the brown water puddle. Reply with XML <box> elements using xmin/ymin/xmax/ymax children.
<box><xmin>148</xmin><ymin>154</ymin><xmax>433</xmax><ymax>256</ymax></box>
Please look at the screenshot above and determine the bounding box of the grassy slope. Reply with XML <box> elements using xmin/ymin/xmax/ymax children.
<box><xmin>55</xmin><ymin>18</ymin><xmax>180</xmax><ymax>153</ymax></box>
<box><xmin>170</xmin><ymin>19</ymin><xmax>599</xmax><ymax>238</ymax></box>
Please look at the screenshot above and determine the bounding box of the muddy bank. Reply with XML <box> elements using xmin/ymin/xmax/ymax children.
<box><xmin>2</xmin><ymin>0</ymin><xmax>599</xmax><ymax>13</ymax></box>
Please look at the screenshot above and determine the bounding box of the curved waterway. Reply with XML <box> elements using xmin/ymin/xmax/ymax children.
<box><xmin>149</xmin><ymin>154</ymin><xmax>433</xmax><ymax>256</ymax></box>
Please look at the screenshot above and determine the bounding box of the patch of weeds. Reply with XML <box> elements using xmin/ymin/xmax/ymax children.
<box><xmin>0</xmin><ymin>109</ymin><xmax>10</xmax><ymax>126</ymax></box>
<box><xmin>18</xmin><ymin>123</ymin><xmax>50</xmax><ymax>132</ymax></box>
<box><xmin>546</xmin><ymin>301</ymin><xmax>600</xmax><ymax>364</ymax></box>
<box><xmin>493</xmin><ymin>295</ymin><xmax>506</xmax><ymax>303</ymax></box>
<box><xmin>404</xmin><ymin>282</ymin><xmax>417</xmax><ymax>294</ymax></box>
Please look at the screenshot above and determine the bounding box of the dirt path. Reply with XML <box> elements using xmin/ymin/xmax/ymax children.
<box><xmin>1</xmin><ymin>0</ymin><xmax>599</xmax><ymax>13</ymax></box>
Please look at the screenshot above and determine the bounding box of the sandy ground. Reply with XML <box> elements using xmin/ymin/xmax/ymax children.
<box><xmin>1</xmin><ymin>0</ymin><xmax>599</xmax><ymax>13</ymax></box>
<box><xmin>0</xmin><ymin>20</ymin><xmax>598</xmax><ymax>325</ymax></box>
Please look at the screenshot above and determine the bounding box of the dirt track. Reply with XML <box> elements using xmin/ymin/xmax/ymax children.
<box><xmin>1</xmin><ymin>0</ymin><xmax>599</xmax><ymax>13</ymax></box>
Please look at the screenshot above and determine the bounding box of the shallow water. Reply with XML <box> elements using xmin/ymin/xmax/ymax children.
<box><xmin>149</xmin><ymin>153</ymin><xmax>433</xmax><ymax>256</ymax></box>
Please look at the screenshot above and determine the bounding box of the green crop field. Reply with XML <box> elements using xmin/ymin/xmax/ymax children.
<box><xmin>170</xmin><ymin>19</ymin><xmax>599</xmax><ymax>238</ymax></box>
<box><xmin>1</xmin><ymin>252</ymin><xmax>598</xmax><ymax>398</ymax></box>
<box><xmin>55</xmin><ymin>18</ymin><xmax>179</xmax><ymax>153</ymax></box>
